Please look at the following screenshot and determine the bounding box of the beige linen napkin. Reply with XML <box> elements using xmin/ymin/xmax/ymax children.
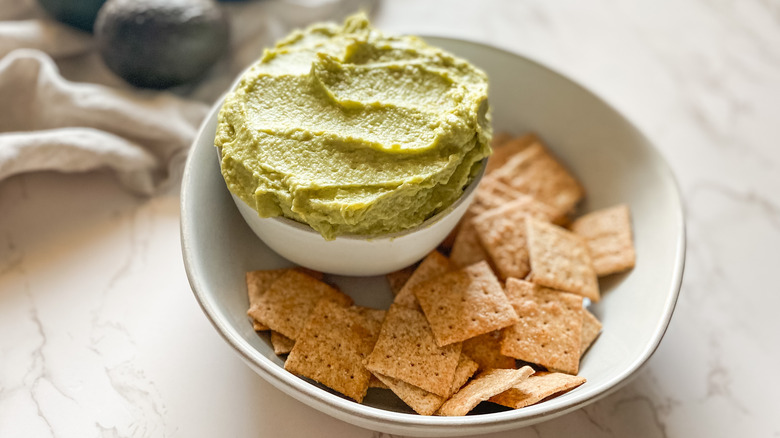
<box><xmin>0</xmin><ymin>49</ymin><xmax>208</xmax><ymax>194</ymax></box>
<box><xmin>0</xmin><ymin>0</ymin><xmax>376</xmax><ymax>194</ymax></box>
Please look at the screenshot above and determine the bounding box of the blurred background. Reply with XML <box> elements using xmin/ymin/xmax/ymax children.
<box><xmin>1</xmin><ymin>0</ymin><xmax>778</xmax><ymax>437</ymax></box>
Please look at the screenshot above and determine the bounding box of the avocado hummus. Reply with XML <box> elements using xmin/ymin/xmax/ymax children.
<box><xmin>216</xmin><ymin>14</ymin><xmax>491</xmax><ymax>239</ymax></box>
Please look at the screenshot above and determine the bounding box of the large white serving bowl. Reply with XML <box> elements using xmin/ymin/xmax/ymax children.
<box><xmin>180</xmin><ymin>36</ymin><xmax>685</xmax><ymax>437</ymax></box>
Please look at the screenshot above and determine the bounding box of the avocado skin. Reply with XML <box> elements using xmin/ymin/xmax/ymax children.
<box><xmin>95</xmin><ymin>0</ymin><xmax>230</xmax><ymax>89</ymax></box>
<box><xmin>38</xmin><ymin>0</ymin><xmax>108</xmax><ymax>32</ymax></box>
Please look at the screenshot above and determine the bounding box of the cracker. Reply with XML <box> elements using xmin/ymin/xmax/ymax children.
<box><xmin>500</xmin><ymin>279</ymin><xmax>584</xmax><ymax>375</ymax></box>
<box><xmin>462</xmin><ymin>331</ymin><xmax>516</xmax><ymax>371</ymax></box>
<box><xmin>472</xmin><ymin>196</ymin><xmax>558</xmax><ymax>280</ymax></box>
<box><xmin>489</xmin><ymin>371</ymin><xmax>586</xmax><ymax>409</ymax></box>
<box><xmin>469</xmin><ymin>178</ymin><xmax>519</xmax><ymax>217</ymax></box>
<box><xmin>570</xmin><ymin>204</ymin><xmax>636</xmax><ymax>276</ymax></box>
<box><xmin>368</xmin><ymin>374</ymin><xmax>389</xmax><ymax>389</ymax></box>
<box><xmin>365</xmin><ymin>304</ymin><xmax>462</xmax><ymax>397</ymax></box>
<box><xmin>373</xmin><ymin>354</ymin><xmax>479</xmax><ymax>416</ymax></box>
<box><xmin>486</xmin><ymin>133</ymin><xmax>538</xmax><ymax>174</ymax></box>
<box><xmin>284</xmin><ymin>301</ymin><xmax>383</xmax><ymax>402</ymax></box>
<box><xmin>249</xmin><ymin>270</ymin><xmax>352</xmax><ymax>340</ymax></box>
<box><xmin>271</xmin><ymin>331</ymin><xmax>295</xmax><ymax>355</ymax></box>
<box><xmin>246</xmin><ymin>269</ymin><xmax>289</xmax><ymax>331</ymax></box>
<box><xmin>393</xmin><ymin>251</ymin><xmax>452</xmax><ymax>309</ymax></box>
<box><xmin>413</xmin><ymin>261</ymin><xmax>519</xmax><ymax>347</ymax></box>
<box><xmin>386</xmin><ymin>265</ymin><xmax>417</xmax><ymax>296</ymax></box>
<box><xmin>526</xmin><ymin>218</ymin><xmax>600</xmax><ymax>301</ymax></box>
<box><xmin>491</xmin><ymin>142</ymin><xmax>584</xmax><ymax>217</ymax></box>
<box><xmin>580</xmin><ymin>308</ymin><xmax>602</xmax><ymax>356</ymax></box>
<box><xmin>449</xmin><ymin>219</ymin><xmax>489</xmax><ymax>268</ymax></box>
<box><xmin>246</xmin><ymin>268</ymin><xmax>324</xmax><ymax>330</ymax></box>
<box><xmin>437</xmin><ymin>366</ymin><xmax>535</xmax><ymax>416</ymax></box>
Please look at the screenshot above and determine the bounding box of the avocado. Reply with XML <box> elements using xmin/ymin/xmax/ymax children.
<box><xmin>94</xmin><ymin>0</ymin><xmax>230</xmax><ymax>89</ymax></box>
<box><xmin>38</xmin><ymin>0</ymin><xmax>107</xmax><ymax>32</ymax></box>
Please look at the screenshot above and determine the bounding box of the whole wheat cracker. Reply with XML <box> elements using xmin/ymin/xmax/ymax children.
<box><xmin>472</xmin><ymin>195</ymin><xmax>558</xmax><ymax>280</ymax></box>
<box><xmin>249</xmin><ymin>270</ymin><xmax>352</xmax><ymax>340</ymax></box>
<box><xmin>468</xmin><ymin>177</ymin><xmax>518</xmax><ymax>218</ymax></box>
<box><xmin>368</xmin><ymin>374</ymin><xmax>389</xmax><ymax>389</ymax></box>
<box><xmin>393</xmin><ymin>251</ymin><xmax>452</xmax><ymax>309</ymax></box>
<box><xmin>284</xmin><ymin>300</ymin><xmax>384</xmax><ymax>403</ymax></box>
<box><xmin>462</xmin><ymin>330</ymin><xmax>516</xmax><ymax>371</ymax></box>
<box><xmin>500</xmin><ymin>279</ymin><xmax>584</xmax><ymax>375</ymax></box>
<box><xmin>485</xmin><ymin>133</ymin><xmax>538</xmax><ymax>174</ymax></box>
<box><xmin>526</xmin><ymin>218</ymin><xmax>600</xmax><ymax>302</ymax></box>
<box><xmin>413</xmin><ymin>261</ymin><xmax>519</xmax><ymax>347</ymax></box>
<box><xmin>580</xmin><ymin>308</ymin><xmax>602</xmax><ymax>357</ymax></box>
<box><xmin>449</xmin><ymin>219</ymin><xmax>490</xmax><ymax>269</ymax></box>
<box><xmin>570</xmin><ymin>204</ymin><xmax>636</xmax><ymax>276</ymax></box>
<box><xmin>365</xmin><ymin>304</ymin><xmax>462</xmax><ymax>397</ymax></box>
<box><xmin>372</xmin><ymin>354</ymin><xmax>479</xmax><ymax>416</ymax></box>
<box><xmin>270</xmin><ymin>331</ymin><xmax>295</xmax><ymax>355</ymax></box>
<box><xmin>491</xmin><ymin>142</ymin><xmax>584</xmax><ymax>218</ymax></box>
<box><xmin>437</xmin><ymin>366</ymin><xmax>535</xmax><ymax>416</ymax></box>
<box><xmin>246</xmin><ymin>268</ymin><xmax>324</xmax><ymax>330</ymax></box>
<box><xmin>386</xmin><ymin>265</ymin><xmax>417</xmax><ymax>296</ymax></box>
<box><xmin>489</xmin><ymin>371</ymin><xmax>586</xmax><ymax>409</ymax></box>
<box><xmin>246</xmin><ymin>269</ymin><xmax>290</xmax><ymax>331</ymax></box>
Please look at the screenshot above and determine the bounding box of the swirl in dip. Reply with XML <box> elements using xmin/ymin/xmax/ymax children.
<box><xmin>216</xmin><ymin>14</ymin><xmax>491</xmax><ymax>239</ymax></box>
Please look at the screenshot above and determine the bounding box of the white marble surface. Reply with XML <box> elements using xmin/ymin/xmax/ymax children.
<box><xmin>2</xmin><ymin>0</ymin><xmax>780</xmax><ymax>437</ymax></box>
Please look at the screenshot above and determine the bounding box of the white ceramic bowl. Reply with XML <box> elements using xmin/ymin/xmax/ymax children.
<box><xmin>227</xmin><ymin>162</ymin><xmax>485</xmax><ymax>276</ymax></box>
<box><xmin>181</xmin><ymin>37</ymin><xmax>685</xmax><ymax>437</ymax></box>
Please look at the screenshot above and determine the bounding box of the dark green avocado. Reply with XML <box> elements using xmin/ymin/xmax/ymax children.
<box><xmin>94</xmin><ymin>0</ymin><xmax>230</xmax><ymax>89</ymax></box>
<box><xmin>37</xmin><ymin>0</ymin><xmax>108</xmax><ymax>32</ymax></box>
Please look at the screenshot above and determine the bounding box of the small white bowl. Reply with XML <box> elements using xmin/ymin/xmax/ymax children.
<box><xmin>181</xmin><ymin>36</ymin><xmax>685</xmax><ymax>436</ymax></box>
<box><xmin>227</xmin><ymin>161</ymin><xmax>484</xmax><ymax>276</ymax></box>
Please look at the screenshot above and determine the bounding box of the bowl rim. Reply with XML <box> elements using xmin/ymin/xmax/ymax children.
<box><xmin>181</xmin><ymin>35</ymin><xmax>686</xmax><ymax>435</ymax></box>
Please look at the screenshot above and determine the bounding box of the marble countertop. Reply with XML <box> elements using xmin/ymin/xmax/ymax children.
<box><xmin>2</xmin><ymin>0</ymin><xmax>779</xmax><ymax>437</ymax></box>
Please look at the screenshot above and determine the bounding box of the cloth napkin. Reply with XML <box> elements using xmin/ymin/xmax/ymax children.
<box><xmin>0</xmin><ymin>0</ymin><xmax>376</xmax><ymax>195</ymax></box>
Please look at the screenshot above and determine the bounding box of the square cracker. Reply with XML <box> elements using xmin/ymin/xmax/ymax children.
<box><xmin>413</xmin><ymin>261</ymin><xmax>519</xmax><ymax>347</ymax></box>
<box><xmin>462</xmin><ymin>331</ymin><xmax>516</xmax><ymax>371</ymax></box>
<box><xmin>365</xmin><ymin>304</ymin><xmax>462</xmax><ymax>397</ymax></box>
<box><xmin>469</xmin><ymin>178</ymin><xmax>518</xmax><ymax>218</ymax></box>
<box><xmin>580</xmin><ymin>308</ymin><xmax>602</xmax><ymax>356</ymax></box>
<box><xmin>246</xmin><ymin>268</ymin><xmax>324</xmax><ymax>330</ymax></box>
<box><xmin>284</xmin><ymin>301</ymin><xmax>383</xmax><ymax>403</ymax></box>
<box><xmin>373</xmin><ymin>354</ymin><xmax>479</xmax><ymax>416</ymax></box>
<box><xmin>368</xmin><ymin>374</ymin><xmax>389</xmax><ymax>389</ymax></box>
<box><xmin>449</xmin><ymin>219</ymin><xmax>489</xmax><ymax>269</ymax></box>
<box><xmin>386</xmin><ymin>265</ymin><xmax>417</xmax><ymax>296</ymax></box>
<box><xmin>393</xmin><ymin>251</ymin><xmax>452</xmax><ymax>309</ymax></box>
<box><xmin>270</xmin><ymin>331</ymin><xmax>295</xmax><ymax>355</ymax></box>
<box><xmin>489</xmin><ymin>371</ymin><xmax>586</xmax><ymax>409</ymax></box>
<box><xmin>437</xmin><ymin>366</ymin><xmax>534</xmax><ymax>416</ymax></box>
<box><xmin>526</xmin><ymin>218</ymin><xmax>600</xmax><ymax>301</ymax></box>
<box><xmin>500</xmin><ymin>279</ymin><xmax>584</xmax><ymax>375</ymax></box>
<box><xmin>485</xmin><ymin>133</ymin><xmax>538</xmax><ymax>174</ymax></box>
<box><xmin>472</xmin><ymin>195</ymin><xmax>558</xmax><ymax>280</ymax></box>
<box><xmin>249</xmin><ymin>270</ymin><xmax>352</xmax><ymax>340</ymax></box>
<box><xmin>491</xmin><ymin>142</ymin><xmax>584</xmax><ymax>218</ymax></box>
<box><xmin>570</xmin><ymin>204</ymin><xmax>636</xmax><ymax>276</ymax></box>
<box><xmin>246</xmin><ymin>269</ymin><xmax>289</xmax><ymax>331</ymax></box>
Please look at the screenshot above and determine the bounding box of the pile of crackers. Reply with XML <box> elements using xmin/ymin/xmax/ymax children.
<box><xmin>245</xmin><ymin>133</ymin><xmax>636</xmax><ymax>416</ymax></box>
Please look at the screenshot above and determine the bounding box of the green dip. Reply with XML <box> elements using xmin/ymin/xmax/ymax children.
<box><xmin>216</xmin><ymin>14</ymin><xmax>491</xmax><ymax>239</ymax></box>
